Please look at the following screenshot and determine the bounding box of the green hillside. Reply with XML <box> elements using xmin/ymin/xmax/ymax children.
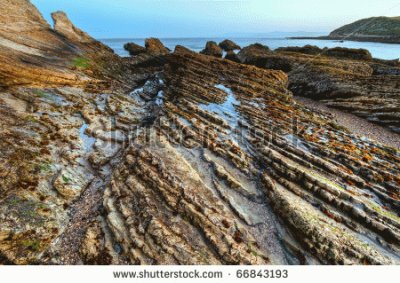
<box><xmin>330</xmin><ymin>16</ymin><xmax>400</xmax><ymax>37</ymax></box>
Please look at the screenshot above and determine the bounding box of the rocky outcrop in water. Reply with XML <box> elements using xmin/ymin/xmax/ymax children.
<box><xmin>124</xmin><ymin>42</ymin><xmax>146</xmax><ymax>56</ymax></box>
<box><xmin>219</xmin><ymin>39</ymin><xmax>241</xmax><ymax>51</ymax></box>
<box><xmin>200</xmin><ymin>41</ymin><xmax>223</xmax><ymax>58</ymax></box>
<box><xmin>145</xmin><ymin>38</ymin><xmax>170</xmax><ymax>55</ymax></box>
<box><xmin>0</xmin><ymin>1</ymin><xmax>400</xmax><ymax>265</ymax></box>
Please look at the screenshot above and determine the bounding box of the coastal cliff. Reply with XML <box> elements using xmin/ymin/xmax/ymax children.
<box><xmin>0</xmin><ymin>0</ymin><xmax>399</xmax><ymax>265</ymax></box>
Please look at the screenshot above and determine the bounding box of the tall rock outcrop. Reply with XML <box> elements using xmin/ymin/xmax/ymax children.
<box><xmin>52</xmin><ymin>11</ymin><xmax>94</xmax><ymax>44</ymax></box>
<box><xmin>51</xmin><ymin>11</ymin><xmax>115</xmax><ymax>55</ymax></box>
<box><xmin>145</xmin><ymin>38</ymin><xmax>170</xmax><ymax>54</ymax></box>
<box><xmin>0</xmin><ymin>0</ymin><xmax>120</xmax><ymax>88</ymax></box>
<box><xmin>0</xmin><ymin>0</ymin><xmax>88</xmax><ymax>86</ymax></box>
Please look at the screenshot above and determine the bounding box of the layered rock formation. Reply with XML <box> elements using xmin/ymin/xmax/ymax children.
<box><xmin>0</xmin><ymin>0</ymin><xmax>132</xmax><ymax>89</ymax></box>
<box><xmin>238</xmin><ymin>45</ymin><xmax>400</xmax><ymax>133</ymax></box>
<box><xmin>0</xmin><ymin>0</ymin><xmax>86</xmax><ymax>86</ymax></box>
<box><xmin>1</xmin><ymin>0</ymin><xmax>400</xmax><ymax>266</ymax></box>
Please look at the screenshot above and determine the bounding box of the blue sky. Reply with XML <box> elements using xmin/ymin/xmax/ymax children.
<box><xmin>32</xmin><ymin>0</ymin><xmax>400</xmax><ymax>38</ymax></box>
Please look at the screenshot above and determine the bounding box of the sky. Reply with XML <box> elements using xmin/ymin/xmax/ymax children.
<box><xmin>31</xmin><ymin>0</ymin><xmax>400</xmax><ymax>39</ymax></box>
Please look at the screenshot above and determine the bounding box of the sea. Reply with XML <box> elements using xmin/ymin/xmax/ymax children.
<box><xmin>100</xmin><ymin>36</ymin><xmax>400</xmax><ymax>60</ymax></box>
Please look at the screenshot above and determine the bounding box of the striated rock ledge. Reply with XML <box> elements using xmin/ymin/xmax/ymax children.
<box><xmin>0</xmin><ymin>0</ymin><xmax>400</xmax><ymax>266</ymax></box>
<box><xmin>237</xmin><ymin>44</ymin><xmax>400</xmax><ymax>134</ymax></box>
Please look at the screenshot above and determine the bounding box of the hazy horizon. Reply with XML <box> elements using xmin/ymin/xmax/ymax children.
<box><xmin>32</xmin><ymin>0</ymin><xmax>400</xmax><ymax>38</ymax></box>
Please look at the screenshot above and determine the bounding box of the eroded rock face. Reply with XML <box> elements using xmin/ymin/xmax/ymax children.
<box><xmin>239</xmin><ymin>44</ymin><xmax>400</xmax><ymax>133</ymax></box>
<box><xmin>219</xmin><ymin>39</ymin><xmax>241</xmax><ymax>51</ymax></box>
<box><xmin>200</xmin><ymin>41</ymin><xmax>223</xmax><ymax>58</ymax></box>
<box><xmin>1</xmin><ymin>3</ymin><xmax>400</xmax><ymax>266</ymax></box>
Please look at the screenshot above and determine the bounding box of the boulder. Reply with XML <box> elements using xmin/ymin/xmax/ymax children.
<box><xmin>237</xmin><ymin>43</ymin><xmax>271</xmax><ymax>63</ymax></box>
<box><xmin>219</xmin><ymin>39</ymin><xmax>241</xmax><ymax>51</ymax></box>
<box><xmin>200</xmin><ymin>41</ymin><xmax>223</xmax><ymax>58</ymax></box>
<box><xmin>124</xmin><ymin>42</ymin><xmax>146</xmax><ymax>56</ymax></box>
<box><xmin>276</xmin><ymin>45</ymin><xmax>372</xmax><ymax>61</ymax></box>
<box><xmin>145</xmin><ymin>38</ymin><xmax>170</xmax><ymax>54</ymax></box>
<box><xmin>225</xmin><ymin>51</ymin><xmax>240</xmax><ymax>63</ymax></box>
<box><xmin>276</xmin><ymin>45</ymin><xmax>323</xmax><ymax>55</ymax></box>
<box><xmin>324</xmin><ymin>47</ymin><xmax>372</xmax><ymax>61</ymax></box>
<box><xmin>174</xmin><ymin>45</ymin><xmax>196</xmax><ymax>55</ymax></box>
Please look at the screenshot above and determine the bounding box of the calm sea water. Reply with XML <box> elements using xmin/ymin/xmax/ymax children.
<box><xmin>100</xmin><ymin>37</ymin><xmax>399</xmax><ymax>60</ymax></box>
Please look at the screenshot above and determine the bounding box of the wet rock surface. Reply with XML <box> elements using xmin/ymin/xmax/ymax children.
<box><xmin>1</xmin><ymin>1</ymin><xmax>400</xmax><ymax>265</ymax></box>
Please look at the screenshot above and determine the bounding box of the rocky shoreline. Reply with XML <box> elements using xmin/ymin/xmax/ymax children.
<box><xmin>0</xmin><ymin>0</ymin><xmax>400</xmax><ymax>265</ymax></box>
<box><xmin>295</xmin><ymin>96</ymin><xmax>400</xmax><ymax>149</ymax></box>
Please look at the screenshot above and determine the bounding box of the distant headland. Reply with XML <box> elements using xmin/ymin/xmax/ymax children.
<box><xmin>290</xmin><ymin>16</ymin><xmax>400</xmax><ymax>44</ymax></box>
